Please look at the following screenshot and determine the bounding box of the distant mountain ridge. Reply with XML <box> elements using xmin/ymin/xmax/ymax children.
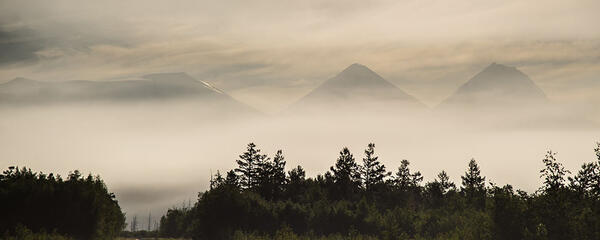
<box><xmin>0</xmin><ymin>63</ymin><xmax>551</xmax><ymax>115</ymax></box>
<box><xmin>0</xmin><ymin>73</ymin><xmax>229</xmax><ymax>103</ymax></box>
<box><xmin>0</xmin><ymin>73</ymin><xmax>259</xmax><ymax>115</ymax></box>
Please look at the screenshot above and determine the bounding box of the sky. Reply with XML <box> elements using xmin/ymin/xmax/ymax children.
<box><xmin>1</xmin><ymin>0</ymin><xmax>600</xmax><ymax>111</ymax></box>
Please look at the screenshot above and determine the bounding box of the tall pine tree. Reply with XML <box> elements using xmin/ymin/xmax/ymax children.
<box><xmin>256</xmin><ymin>150</ymin><xmax>287</xmax><ymax>199</ymax></box>
<box><xmin>330</xmin><ymin>147</ymin><xmax>360</xmax><ymax>198</ymax></box>
<box><xmin>436</xmin><ymin>170</ymin><xmax>456</xmax><ymax>193</ymax></box>
<box><xmin>359</xmin><ymin>143</ymin><xmax>388</xmax><ymax>190</ymax></box>
<box><xmin>393</xmin><ymin>159</ymin><xmax>423</xmax><ymax>190</ymax></box>
<box><xmin>461</xmin><ymin>158</ymin><xmax>486</xmax><ymax>209</ymax></box>
<box><xmin>235</xmin><ymin>143</ymin><xmax>267</xmax><ymax>189</ymax></box>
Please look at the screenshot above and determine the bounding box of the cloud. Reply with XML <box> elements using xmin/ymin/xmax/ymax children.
<box><xmin>0</xmin><ymin>28</ymin><xmax>45</xmax><ymax>65</ymax></box>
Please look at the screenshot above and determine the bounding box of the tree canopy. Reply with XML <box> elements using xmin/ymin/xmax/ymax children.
<box><xmin>0</xmin><ymin>167</ymin><xmax>125</xmax><ymax>240</ymax></box>
<box><xmin>158</xmin><ymin>142</ymin><xmax>600</xmax><ymax>240</ymax></box>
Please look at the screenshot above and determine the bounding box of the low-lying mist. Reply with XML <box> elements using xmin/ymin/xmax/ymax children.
<box><xmin>0</xmin><ymin>100</ymin><xmax>597</xmax><ymax>226</ymax></box>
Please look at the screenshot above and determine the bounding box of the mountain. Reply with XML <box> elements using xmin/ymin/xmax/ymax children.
<box><xmin>0</xmin><ymin>73</ymin><xmax>258</xmax><ymax>115</ymax></box>
<box><xmin>440</xmin><ymin>63</ymin><xmax>547</xmax><ymax>108</ymax></box>
<box><xmin>289</xmin><ymin>63</ymin><xmax>424</xmax><ymax>113</ymax></box>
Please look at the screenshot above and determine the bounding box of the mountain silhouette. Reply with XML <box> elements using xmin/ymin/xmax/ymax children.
<box><xmin>289</xmin><ymin>63</ymin><xmax>424</xmax><ymax>113</ymax></box>
<box><xmin>0</xmin><ymin>73</ymin><xmax>258</xmax><ymax>115</ymax></box>
<box><xmin>440</xmin><ymin>63</ymin><xmax>546</xmax><ymax>108</ymax></box>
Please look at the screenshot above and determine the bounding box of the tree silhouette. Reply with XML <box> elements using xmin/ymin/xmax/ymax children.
<box><xmin>235</xmin><ymin>143</ymin><xmax>268</xmax><ymax>189</ymax></box>
<box><xmin>595</xmin><ymin>142</ymin><xmax>600</xmax><ymax>160</ymax></box>
<box><xmin>330</xmin><ymin>147</ymin><xmax>361</xmax><ymax>199</ymax></box>
<box><xmin>539</xmin><ymin>151</ymin><xmax>570</xmax><ymax>192</ymax></box>
<box><xmin>461</xmin><ymin>158</ymin><xmax>486</xmax><ymax>208</ymax></box>
<box><xmin>569</xmin><ymin>162</ymin><xmax>598</xmax><ymax>196</ymax></box>
<box><xmin>210</xmin><ymin>170</ymin><xmax>224</xmax><ymax>190</ymax></box>
<box><xmin>288</xmin><ymin>165</ymin><xmax>306</xmax><ymax>184</ymax></box>
<box><xmin>256</xmin><ymin>150</ymin><xmax>287</xmax><ymax>199</ymax></box>
<box><xmin>436</xmin><ymin>170</ymin><xmax>455</xmax><ymax>193</ymax></box>
<box><xmin>593</xmin><ymin>143</ymin><xmax>600</xmax><ymax>196</ymax></box>
<box><xmin>393</xmin><ymin>159</ymin><xmax>423</xmax><ymax>190</ymax></box>
<box><xmin>224</xmin><ymin>170</ymin><xmax>239</xmax><ymax>189</ymax></box>
<box><xmin>359</xmin><ymin>143</ymin><xmax>389</xmax><ymax>190</ymax></box>
<box><xmin>0</xmin><ymin>167</ymin><xmax>125</xmax><ymax>239</ymax></box>
<box><xmin>157</xmin><ymin>142</ymin><xmax>600</xmax><ymax>239</ymax></box>
<box><xmin>10</xmin><ymin>141</ymin><xmax>598</xmax><ymax>239</ymax></box>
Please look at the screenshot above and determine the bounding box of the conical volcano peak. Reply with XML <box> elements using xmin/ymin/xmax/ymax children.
<box><xmin>466</xmin><ymin>63</ymin><xmax>539</xmax><ymax>90</ymax></box>
<box><xmin>440</xmin><ymin>63</ymin><xmax>546</xmax><ymax>108</ymax></box>
<box><xmin>288</xmin><ymin>63</ymin><xmax>425</xmax><ymax>112</ymax></box>
<box><xmin>479</xmin><ymin>63</ymin><xmax>521</xmax><ymax>77</ymax></box>
<box><xmin>344</xmin><ymin>63</ymin><xmax>370</xmax><ymax>72</ymax></box>
<box><xmin>337</xmin><ymin>63</ymin><xmax>380</xmax><ymax>80</ymax></box>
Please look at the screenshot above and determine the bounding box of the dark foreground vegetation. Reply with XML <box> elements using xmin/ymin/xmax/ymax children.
<box><xmin>159</xmin><ymin>142</ymin><xmax>600</xmax><ymax>240</ymax></box>
<box><xmin>0</xmin><ymin>167</ymin><xmax>125</xmax><ymax>240</ymax></box>
<box><xmin>2</xmin><ymin>142</ymin><xmax>599</xmax><ymax>240</ymax></box>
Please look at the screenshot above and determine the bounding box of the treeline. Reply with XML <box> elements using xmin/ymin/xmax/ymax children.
<box><xmin>0</xmin><ymin>167</ymin><xmax>125</xmax><ymax>240</ymax></box>
<box><xmin>159</xmin><ymin>142</ymin><xmax>600</xmax><ymax>240</ymax></box>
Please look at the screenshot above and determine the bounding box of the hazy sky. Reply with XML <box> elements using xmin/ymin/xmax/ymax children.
<box><xmin>1</xmin><ymin>0</ymin><xmax>599</xmax><ymax>111</ymax></box>
<box><xmin>2</xmin><ymin>1</ymin><xmax>600</xmax><ymax>227</ymax></box>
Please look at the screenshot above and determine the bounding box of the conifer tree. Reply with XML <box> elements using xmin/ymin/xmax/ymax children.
<box><xmin>331</xmin><ymin>147</ymin><xmax>360</xmax><ymax>184</ymax></box>
<box><xmin>593</xmin><ymin>143</ymin><xmax>600</xmax><ymax>196</ymax></box>
<box><xmin>461</xmin><ymin>158</ymin><xmax>486</xmax><ymax>209</ymax></box>
<box><xmin>569</xmin><ymin>145</ymin><xmax>600</xmax><ymax>197</ymax></box>
<box><xmin>235</xmin><ymin>143</ymin><xmax>267</xmax><ymax>189</ymax></box>
<box><xmin>224</xmin><ymin>170</ymin><xmax>239</xmax><ymax>189</ymax></box>
<box><xmin>210</xmin><ymin>170</ymin><xmax>224</xmax><ymax>190</ymax></box>
<box><xmin>393</xmin><ymin>159</ymin><xmax>423</xmax><ymax>190</ymax></box>
<box><xmin>595</xmin><ymin>142</ymin><xmax>600</xmax><ymax>161</ymax></box>
<box><xmin>461</xmin><ymin>158</ymin><xmax>485</xmax><ymax>193</ymax></box>
<box><xmin>539</xmin><ymin>151</ymin><xmax>570</xmax><ymax>192</ymax></box>
<box><xmin>359</xmin><ymin>143</ymin><xmax>389</xmax><ymax>190</ymax></box>
<box><xmin>288</xmin><ymin>165</ymin><xmax>306</xmax><ymax>183</ymax></box>
<box><xmin>256</xmin><ymin>150</ymin><xmax>287</xmax><ymax>199</ymax></box>
<box><xmin>569</xmin><ymin>162</ymin><xmax>597</xmax><ymax>195</ymax></box>
<box><xmin>330</xmin><ymin>147</ymin><xmax>360</xmax><ymax>198</ymax></box>
<box><xmin>271</xmin><ymin>150</ymin><xmax>287</xmax><ymax>194</ymax></box>
<box><xmin>436</xmin><ymin>170</ymin><xmax>456</xmax><ymax>193</ymax></box>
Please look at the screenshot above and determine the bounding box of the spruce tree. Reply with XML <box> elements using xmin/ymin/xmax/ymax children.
<box><xmin>235</xmin><ymin>143</ymin><xmax>267</xmax><ymax>189</ymax></box>
<box><xmin>461</xmin><ymin>158</ymin><xmax>486</xmax><ymax>208</ymax></box>
<box><xmin>330</xmin><ymin>147</ymin><xmax>360</xmax><ymax>198</ymax></box>
<box><xmin>210</xmin><ymin>171</ymin><xmax>224</xmax><ymax>190</ymax></box>
<box><xmin>393</xmin><ymin>159</ymin><xmax>423</xmax><ymax>190</ymax></box>
<box><xmin>568</xmin><ymin>162</ymin><xmax>597</xmax><ymax>196</ymax></box>
<box><xmin>359</xmin><ymin>143</ymin><xmax>389</xmax><ymax>190</ymax></box>
<box><xmin>288</xmin><ymin>165</ymin><xmax>306</xmax><ymax>183</ymax></box>
<box><xmin>436</xmin><ymin>170</ymin><xmax>455</xmax><ymax>193</ymax></box>
<box><xmin>256</xmin><ymin>150</ymin><xmax>287</xmax><ymax>199</ymax></box>
<box><xmin>224</xmin><ymin>170</ymin><xmax>239</xmax><ymax>189</ymax></box>
<box><xmin>568</xmin><ymin>145</ymin><xmax>600</xmax><ymax>197</ymax></box>
<box><xmin>593</xmin><ymin>143</ymin><xmax>600</xmax><ymax>196</ymax></box>
<box><xmin>271</xmin><ymin>150</ymin><xmax>287</xmax><ymax>195</ymax></box>
<box><xmin>595</xmin><ymin>142</ymin><xmax>600</xmax><ymax>161</ymax></box>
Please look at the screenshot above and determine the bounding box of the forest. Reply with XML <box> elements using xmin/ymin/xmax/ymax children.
<box><xmin>0</xmin><ymin>167</ymin><xmax>125</xmax><ymax>240</ymax></box>
<box><xmin>2</xmin><ymin>142</ymin><xmax>600</xmax><ymax>240</ymax></box>
<box><xmin>157</xmin><ymin>142</ymin><xmax>600</xmax><ymax>240</ymax></box>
